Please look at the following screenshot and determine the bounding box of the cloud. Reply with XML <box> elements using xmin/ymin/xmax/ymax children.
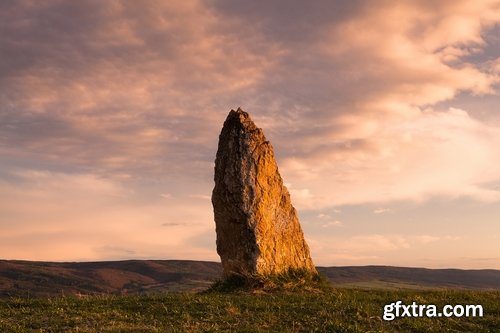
<box><xmin>309</xmin><ymin>233</ymin><xmax>464</xmax><ymax>266</ymax></box>
<box><xmin>321</xmin><ymin>220</ymin><xmax>343</xmax><ymax>228</ymax></box>
<box><xmin>313</xmin><ymin>213</ymin><xmax>342</xmax><ymax>227</ymax></box>
<box><xmin>373</xmin><ymin>208</ymin><xmax>391</xmax><ymax>214</ymax></box>
<box><xmin>282</xmin><ymin>107</ymin><xmax>500</xmax><ymax>208</ymax></box>
<box><xmin>260</xmin><ymin>1</ymin><xmax>500</xmax><ymax>209</ymax></box>
<box><xmin>461</xmin><ymin>256</ymin><xmax>500</xmax><ymax>262</ymax></box>
<box><xmin>161</xmin><ymin>222</ymin><xmax>184</xmax><ymax>227</ymax></box>
<box><xmin>94</xmin><ymin>245</ymin><xmax>136</xmax><ymax>257</ymax></box>
<box><xmin>1</xmin><ymin>1</ymin><xmax>499</xmax><ymax>205</ymax></box>
<box><xmin>415</xmin><ymin>235</ymin><xmax>441</xmax><ymax>244</ymax></box>
<box><xmin>1</xmin><ymin>1</ymin><xmax>499</xmax><ymax>264</ymax></box>
<box><xmin>0</xmin><ymin>169</ymin><xmax>214</xmax><ymax>261</ymax></box>
<box><xmin>0</xmin><ymin>0</ymin><xmax>280</xmax><ymax>180</ymax></box>
<box><xmin>345</xmin><ymin>234</ymin><xmax>411</xmax><ymax>252</ymax></box>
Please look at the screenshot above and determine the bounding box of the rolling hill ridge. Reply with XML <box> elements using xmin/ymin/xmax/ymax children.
<box><xmin>1</xmin><ymin>259</ymin><xmax>499</xmax><ymax>297</ymax></box>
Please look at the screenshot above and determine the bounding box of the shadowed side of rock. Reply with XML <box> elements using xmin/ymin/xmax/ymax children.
<box><xmin>212</xmin><ymin>108</ymin><xmax>317</xmax><ymax>278</ymax></box>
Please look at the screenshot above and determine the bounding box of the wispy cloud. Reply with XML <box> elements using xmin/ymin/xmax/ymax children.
<box><xmin>373</xmin><ymin>208</ymin><xmax>391</xmax><ymax>214</ymax></box>
<box><xmin>310</xmin><ymin>233</ymin><xmax>465</xmax><ymax>267</ymax></box>
<box><xmin>322</xmin><ymin>220</ymin><xmax>343</xmax><ymax>228</ymax></box>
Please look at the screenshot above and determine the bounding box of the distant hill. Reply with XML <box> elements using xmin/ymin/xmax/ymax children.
<box><xmin>317</xmin><ymin>266</ymin><xmax>500</xmax><ymax>290</ymax></box>
<box><xmin>0</xmin><ymin>260</ymin><xmax>221</xmax><ymax>297</ymax></box>
<box><xmin>1</xmin><ymin>260</ymin><xmax>498</xmax><ymax>297</ymax></box>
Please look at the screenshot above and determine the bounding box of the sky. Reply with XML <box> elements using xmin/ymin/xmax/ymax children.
<box><xmin>1</xmin><ymin>0</ymin><xmax>499</xmax><ymax>269</ymax></box>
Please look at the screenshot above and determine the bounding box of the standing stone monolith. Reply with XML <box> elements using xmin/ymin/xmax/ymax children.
<box><xmin>212</xmin><ymin>108</ymin><xmax>317</xmax><ymax>278</ymax></box>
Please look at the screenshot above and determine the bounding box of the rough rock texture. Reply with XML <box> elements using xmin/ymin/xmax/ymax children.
<box><xmin>212</xmin><ymin>108</ymin><xmax>316</xmax><ymax>277</ymax></box>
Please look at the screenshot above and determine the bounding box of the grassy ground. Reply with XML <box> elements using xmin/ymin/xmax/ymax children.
<box><xmin>0</xmin><ymin>289</ymin><xmax>498</xmax><ymax>332</ymax></box>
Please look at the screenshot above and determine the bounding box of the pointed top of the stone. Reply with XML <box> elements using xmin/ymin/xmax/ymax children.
<box><xmin>228</xmin><ymin>107</ymin><xmax>249</xmax><ymax>119</ymax></box>
<box><xmin>223</xmin><ymin>107</ymin><xmax>258</xmax><ymax>132</ymax></box>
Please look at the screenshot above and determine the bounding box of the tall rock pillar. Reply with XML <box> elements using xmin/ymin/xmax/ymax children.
<box><xmin>212</xmin><ymin>108</ymin><xmax>317</xmax><ymax>277</ymax></box>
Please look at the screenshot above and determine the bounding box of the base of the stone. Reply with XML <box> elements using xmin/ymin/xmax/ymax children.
<box><xmin>205</xmin><ymin>269</ymin><xmax>332</xmax><ymax>293</ymax></box>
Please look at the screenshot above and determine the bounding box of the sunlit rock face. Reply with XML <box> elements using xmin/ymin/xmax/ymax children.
<box><xmin>212</xmin><ymin>108</ymin><xmax>317</xmax><ymax>277</ymax></box>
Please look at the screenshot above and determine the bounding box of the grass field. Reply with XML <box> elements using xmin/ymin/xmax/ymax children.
<box><xmin>1</xmin><ymin>289</ymin><xmax>499</xmax><ymax>332</ymax></box>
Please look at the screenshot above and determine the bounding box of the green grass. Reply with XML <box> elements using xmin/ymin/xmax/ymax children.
<box><xmin>0</xmin><ymin>289</ymin><xmax>498</xmax><ymax>332</ymax></box>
